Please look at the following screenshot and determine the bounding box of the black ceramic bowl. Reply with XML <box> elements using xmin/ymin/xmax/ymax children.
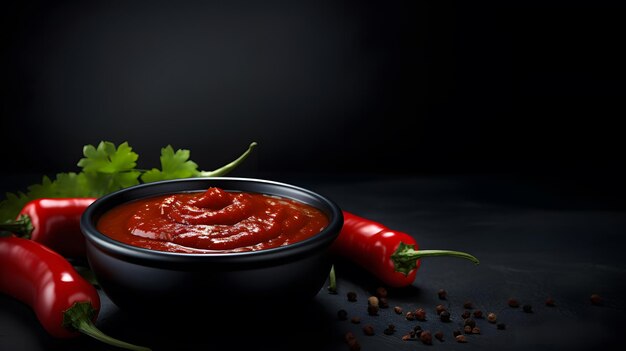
<box><xmin>80</xmin><ymin>177</ymin><xmax>343</xmax><ymax>312</ymax></box>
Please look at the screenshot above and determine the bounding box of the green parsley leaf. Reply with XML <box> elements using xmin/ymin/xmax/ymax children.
<box><xmin>140</xmin><ymin>146</ymin><xmax>200</xmax><ymax>183</ymax></box>
<box><xmin>0</xmin><ymin>191</ymin><xmax>29</xmax><ymax>224</ymax></box>
<box><xmin>0</xmin><ymin>141</ymin><xmax>257</xmax><ymax>223</ymax></box>
<box><xmin>77</xmin><ymin>141</ymin><xmax>138</xmax><ymax>174</ymax></box>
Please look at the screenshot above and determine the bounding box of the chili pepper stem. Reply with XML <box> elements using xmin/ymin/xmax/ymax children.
<box><xmin>391</xmin><ymin>242</ymin><xmax>479</xmax><ymax>276</ymax></box>
<box><xmin>0</xmin><ymin>214</ymin><xmax>34</xmax><ymax>238</ymax></box>
<box><xmin>63</xmin><ymin>302</ymin><xmax>151</xmax><ymax>351</ymax></box>
<box><xmin>198</xmin><ymin>142</ymin><xmax>257</xmax><ymax>177</ymax></box>
<box><xmin>328</xmin><ymin>264</ymin><xmax>338</xmax><ymax>294</ymax></box>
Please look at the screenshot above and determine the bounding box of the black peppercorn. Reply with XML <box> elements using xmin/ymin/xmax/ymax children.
<box><xmin>437</xmin><ymin>289</ymin><xmax>447</xmax><ymax>300</ymax></box>
<box><xmin>522</xmin><ymin>304</ymin><xmax>533</xmax><ymax>313</ymax></box>
<box><xmin>420</xmin><ymin>331</ymin><xmax>433</xmax><ymax>345</ymax></box>
<box><xmin>440</xmin><ymin>310</ymin><xmax>451</xmax><ymax>322</ymax></box>
<box><xmin>383</xmin><ymin>324</ymin><xmax>396</xmax><ymax>335</ymax></box>
<box><xmin>367</xmin><ymin>304</ymin><xmax>379</xmax><ymax>316</ymax></box>
<box><xmin>348</xmin><ymin>340</ymin><xmax>361</xmax><ymax>351</ymax></box>
<box><xmin>435</xmin><ymin>331</ymin><xmax>444</xmax><ymax>341</ymax></box>
<box><xmin>508</xmin><ymin>298</ymin><xmax>519</xmax><ymax>308</ymax></box>
<box><xmin>413</xmin><ymin>325</ymin><xmax>423</xmax><ymax>337</ymax></box>
<box><xmin>347</xmin><ymin>291</ymin><xmax>357</xmax><ymax>302</ymax></box>
<box><xmin>363</xmin><ymin>325</ymin><xmax>375</xmax><ymax>336</ymax></box>
<box><xmin>415</xmin><ymin>308</ymin><xmax>426</xmax><ymax>321</ymax></box>
<box><xmin>379</xmin><ymin>297</ymin><xmax>389</xmax><ymax>309</ymax></box>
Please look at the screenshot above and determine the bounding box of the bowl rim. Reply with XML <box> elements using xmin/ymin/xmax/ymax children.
<box><xmin>80</xmin><ymin>177</ymin><xmax>343</xmax><ymax>265</ymax></box>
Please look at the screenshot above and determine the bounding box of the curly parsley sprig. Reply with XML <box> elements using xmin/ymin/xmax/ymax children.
<box><xmin>0</xmin><ymin>141</ymin><xmax>257</xmax><ymax>222</ymax></box>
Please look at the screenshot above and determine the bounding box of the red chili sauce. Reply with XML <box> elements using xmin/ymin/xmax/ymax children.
<box><xmin>96</xmin><ymin>187</ymin><xmax>329</xmax><ymax>253</ymax></box>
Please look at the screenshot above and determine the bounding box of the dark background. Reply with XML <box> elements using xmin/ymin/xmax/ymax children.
<box><xmin>2</xmin><ymin>2</ymin><xmax>626</xmax><ymax>350</ymax></box>
<box><xmin>1</xmin><ymin>0</ymin><xmax>625</xmax><ymax>196</ymax></box>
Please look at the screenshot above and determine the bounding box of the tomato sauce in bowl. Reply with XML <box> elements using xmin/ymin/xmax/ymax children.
<box><xmin>96</xmin><ymin>187</ymin><xmax>329</xmax><ymax>253</ymax></box>
<box><xmin>81</xmin><ymin>177</ymin><xmax>343</xmax><ymax>312</ymax></box>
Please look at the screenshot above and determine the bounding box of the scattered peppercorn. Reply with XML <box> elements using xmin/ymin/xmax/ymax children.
<box><xmin>590</xmin><ymin>294</ymin><xmax>602</xmax><ymax>306</ymax></box>
<box><xmin>440</xmin><ymin>310</ymin><xmax>451</xmax><ymax>322</ymax></box>
<box><xmin>363</xmin><ymin>325</ymin><xmax>375</xmax><ymax>336</ymax></box>
<box><xmin>338</xmin><ymin>309</ymin><xmax>348</xmax><ymax>320</ymax></box>
<box><xmin>345</xmin><ymin>333</ymin><xmax>360</xmax><ymax>351</ymax></box>
<box><xmin>463</xmin><ymin>301</ymin><xmax>473</xmax><ymax>309</ymax></box>
<box><xmin>344</xmin><ymin>332</ymin><xmax>357</xmax><ymax>343</ymax></box>
<box><xmin>401</xmin><ymin>334</ymin><xmax>412</xmax><ymax>341</ymax></box>
<box><xmin>522</xmin><ymin>304</ymin><xmax>533</xmax><ymax>313</ymax></box>
<box><xmin>375</xmin><ymin>287</ymin><xmax>388</xmax><ymax>298</ymax></box>
<box><xmin>464</xmin><ymin>325</ymin><xmax>473</xmax><ymax>334</ymax></box>
<box><xmin>383</xmin><ymin>324</ymin><xmax>396</xmax><ymax>335</ymax></box>
<box><xmin>347</xmin><ymin>340</ymin><xmax>361</xmax><ymax>351</ymax></box>
<box><xmin>413</xmin><ymin>325</ymin><xmax>423</xmax><ymax>337</ymax></box>
<box><xmin>415</xmin><ymin>308</ymin><xmax>427</xmax><ymax>321</ymax></box>
<box><xmin>461</xmin><ymin>310</ymin><xmax>471</xmax><ymax>319</ymax></box>
<box><xmin>435</xmin><ymin>331</ymin><xmax>444</xmax><ymax>342</ymax></box>
<box><xmin>420</xmin><ymin>330</ymin><xmax>433</xmax><ymax>345</ymax></box>
<box><xmin>545</xmin><ymin>297</ymin><xmax>556</xmax><ymax>307</ymax></box>
<box><xmin>405</xmin><ymin>311</ymin><xmax>416</xmax><ymax>321</ymax></box>
<box><xmin>347</xmin><ymin>291</ymin><xmax>357</xmax><ymax>302</ymax></box>
<box><xmin>367</xmin><ymin>305</ymin><xmax>379</xmax><ymax>316</ymax></box>
<box><xmin>453</xmin><ymin>330</ymin><xmax>462</xmax><ymax>337</ymax></box>
<box><xmin>435</xmin><ymin>304</ymin><xmax>446</xmax><ymax>315</ymax></box>
<box><xmin>394</xmin><ymin>306</ymin><xmax>403</xmax><ymax>314</ymax></box>
<box><xmin>413</xmin><ymin>325</ymin><xmax>423</xmax><ymax>332</ymax></box>
<box><xmin>463</xmin><ymin>318</ymin><xmax>476</xmax><ymax>328</ymax></box>
<box><xmin>456</xmin><ymin>335</ymin><xmax>467</xmax><ymax>343</ymax></box>
<box><xmin>497</xmin><ymin>323</ymin><xmax>506</xmax><ymax>330</ymax></box>
<box><xmin>508</xmin><ymin>298</ymin><xmax>520</xmax><ymax>308</ymax></box>
<box><xmin>379</xmin><ymin>297</ymin><xmax>389</xmax><ymax>309</ymax></box>
<box><xmin>473</xmin><ymin>310</ymin><xmax>483</xmax><ymax>318</ymax></box>
<box><xmin>437</xmin><ymin>289</ymin><xmax>448</xmax><ymax>300</ymax></box>
<box><xmin>409</xmin><ymin>330</ymin><xmax>416</xmax><ymax>338</ymax></box>
<box><xmin>367</xmin><ymin>296</ymin><xmax>379</xmax><ymax>307</ymax></box>
<box><xmin>351</xmin><ymin>316</ymin><xmax>361</xmax><ymax>324</ymax></box>
<box><xmin>472</xmin><ymin>326</ymin><xmax>481</xmax><ymax>334</ymax></box>
<box><xmin>487</xmin><ymin>312</ymin><xmax>497</xmax><ymax>323</ymax></box>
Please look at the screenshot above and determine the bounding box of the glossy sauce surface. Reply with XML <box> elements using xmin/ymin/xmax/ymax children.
<box><xmin>96</xmin><ymin>188</ymin><xmax>329</xmax><ymax>253</ymax></box>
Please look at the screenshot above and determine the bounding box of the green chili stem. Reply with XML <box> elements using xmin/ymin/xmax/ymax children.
<box><xmin>64</xmin><ymin>302</ymin><xmax>151</xmax><ymax>351</ymax></box>
<box><xmin>328</xmin><ymin>264</ymin><xmax>337</xmax><ymax>294</ymax></box>
<box><xmin>0</xmin><ymin>214</ymin><xmax>34</xmax><ymax>238</ymax></box>
<box><xmin>198</xmin><ymin>142</ymin><xmax>258</xmax><ymax>177</ymax></box>
<box><xmin>391</xmin><ymin>242</ymin><xmax>479</xmax><ymax>276</ymax></box>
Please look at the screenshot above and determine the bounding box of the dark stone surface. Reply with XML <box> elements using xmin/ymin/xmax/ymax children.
<box><xmin>1</xmin><ymin>174</ymin><xmax>625</xmax><ymax>350</ymax></box>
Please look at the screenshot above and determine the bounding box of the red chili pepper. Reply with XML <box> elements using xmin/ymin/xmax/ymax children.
<box><xmin>331</xmin><ymin>211</ymin><xmax>479</xmax><ymax>288</ymax></box>
<box><xmin>0</xmin><ymin>236</ymin><xmax>150</xmax><ymax>350</ymax></box>
<box><xmin>0</xmin><ymin>198</ymin><xmax>95</xmax><ymax>257</ymax></box>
